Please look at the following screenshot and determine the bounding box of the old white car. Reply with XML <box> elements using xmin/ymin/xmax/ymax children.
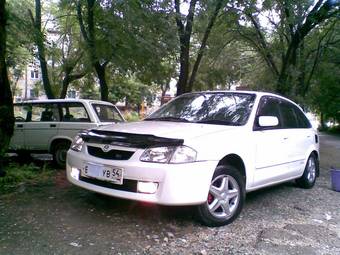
<box><xmin>67</xmin><ymin>91</ymin><xmax>319</xmax><ymax>226</ymax></box>
<box><xmin>9</xmin><ymin>99</ymin><xmax>124</xmax><ymax>167</ymax></box>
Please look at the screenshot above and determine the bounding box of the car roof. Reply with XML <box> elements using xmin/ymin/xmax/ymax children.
<box><xmin>187</xmin><ymin>90</ymin><xmax>307</xmax><ymax>112</ymax></box>
<box><xmin>185</xmin><ymin>90</ymin><xmax>277</xmax><ymax>97</ymax></box>
<box><xmin>183</xmin><ymin>90</ymin><xmax>298</xmax><ymax>106</ymax></box>
<box><xmin>15</xmin><ymin>99</ymin><xmax>113</xmax><ymax>105</ymax></box>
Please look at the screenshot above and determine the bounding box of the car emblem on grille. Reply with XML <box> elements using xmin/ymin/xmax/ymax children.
<box><xmin>102</xmin><ymin>144</ymin><xmax>111</xmax><ymax>152</ymax></box>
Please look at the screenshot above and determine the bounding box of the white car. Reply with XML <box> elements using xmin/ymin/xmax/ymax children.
<box><xmin>9</xmin><ymin>99</ymin><xmax>124</xmax><ymax>167</ymax></box>
<box><xmin>66</xmin><ymin>91</ymin><xmax>319</xmax><ymax>226</ymax></box>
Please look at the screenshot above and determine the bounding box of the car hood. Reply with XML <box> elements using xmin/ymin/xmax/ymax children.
<box><xmin>94</xmin><ymin>121</ymin><xmax>239</xmax><ymax>140</ymax></box>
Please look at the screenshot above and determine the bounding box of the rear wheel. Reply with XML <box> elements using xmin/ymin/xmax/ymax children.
<box><xmin>296</xmin><ymin>154</ymin><xmax>317</xmax><ymax>189</ymax></box>
<box><xmin>52</xmin><ymin>141</ymin><xmax>70</xmax><ymax>169</ymax></box>
<box><xmin>196</xmin><ymin>165</ymin><xmax>245</xmax><ymax>227</ymax></box>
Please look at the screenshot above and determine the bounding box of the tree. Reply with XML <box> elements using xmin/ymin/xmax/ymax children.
<box><xmin>51</xmin><ymin>1</ymin><xmax>88</xmax><ymax>98</ymax></box>
<box><xmin>77</xmin><ymin>0</ymin><xmax>109</xmax><ymax>101</ymax></box>
<box><xmin>232</xmin><ymin>0</ymin><xmax>339</xmax><ymax>97</ymax></box>
<box><xmin>29</xmin><ymin>0</ymin><xmax>55</xmax><ymax>99</ymax></box>
<box><xmin>174</xmin><ymin>0</ymin><xmax>225</xmax><ymax>96</ymax></box>
<box><xmin>6</xmin><ymin>0</ymin><xmax>33</xmax><ymax>99</ymax></box>
<box><xmin>0</xmin><ymin>0</ymin><xmax>15</xmax><ymax>177</ymax></box>
<box><xmin>308</xmin><ymin>21</ymin><xmax>340</xmax><ymax>127</ymax></box>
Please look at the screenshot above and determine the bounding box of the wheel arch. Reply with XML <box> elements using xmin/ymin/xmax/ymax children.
<box><xmin>218</xmin><ymin>154</ymin><xmax>247</xmax><ymax>184</ymax></box>
<box><xmin>49</xmin><ymin>137</ymin><xmax>72</xmax><ymax>153</ymax></box>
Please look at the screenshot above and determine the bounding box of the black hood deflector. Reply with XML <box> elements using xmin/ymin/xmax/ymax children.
<box><xmin>81</xmin><ymin>129</ymin><xmax>184</xmax><ymax>149</ymax></box>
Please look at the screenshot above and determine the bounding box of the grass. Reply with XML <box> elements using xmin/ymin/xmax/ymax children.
<box><xmin>0</xmin><ymin>162</ymin><xmax>54</xmax><ymax>194</ymax></box>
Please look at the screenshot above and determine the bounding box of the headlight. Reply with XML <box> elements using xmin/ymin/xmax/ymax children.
<box><xmin>140</xmin><ymin>146</ymin><xmax>197</xmax><ymax>164</ymax></box>
<box><xmin>170</xmin><ymin>146</ymin><xmax>197</xmax><ymax>163</ymax></box>
<box><xmin>70</xmin><ymin>135</ymin><xmax>84</xmax><ymax>152</ymax></box>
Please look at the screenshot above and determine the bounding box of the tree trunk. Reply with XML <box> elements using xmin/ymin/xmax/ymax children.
<box><xmin>76</xmin><ymin>0</ymin><xmax>109</xmax><ymax>101</ymax></box>
<box><xmin>174</xmin><ymin>0</ymin><xmax>198</xmax><ymax>96</ymax></box>
<box><xmin>0</xmin><ymin>0</ymin><xmax>15</xmax><ymax>176</ymax></box>
<box><xmin>276</xmin><ymin>39</ymin><xmax>299</xmax><ymax>96</ymax></box>
<box><xmin>60</xmin><ymin>74</ymin><xmax>70</xmax><ymax>99</ymax></box>
<box><xmin>29</xmin><ymin>0</ymin><xmax>55</xmax><ymax>99</ymax></box>
<box><xmin>94</xmin><ymin>62</ymin><xmax>108</xmax><ymax>101</ymax></box>
<box><xmin>176</xmin><ymin>46</ymin><xmax>190</xmax><ymax>96</ymax></box>
<box><xmin>187</xmin><ymin>0</ymin><xmax>224</xmax><ymax>92</ymax></box>
<box><xmin>59</xmin><ymin>63</ymin><xmax>86</xmax><ymax>99</ymax></box>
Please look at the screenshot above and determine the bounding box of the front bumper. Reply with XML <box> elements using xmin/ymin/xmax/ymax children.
<box><xmin>66</xmin><ymin>149</ymin><xmax>218</xmax><ymax>206</ymax></box>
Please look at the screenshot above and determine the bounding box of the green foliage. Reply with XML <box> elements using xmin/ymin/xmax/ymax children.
<box><xmin>0</xmin><ymin>162</ymin><xmax>53</xmax><ymax>193</ymax></box>
<box><xmin>6</xmin><ymin>0</ymin><xmax>34</xmax><ymax>96</ymax></box>
<box><xmin>309</xmin><ymin>62</ymin><xmax>340</xmax><ymax>122</ymax></box>
<box><xmin>307</xmin><ymin>21</ymin><xmax>340</xmax><ymax>123</ymax></box>
<box><xmin>327</xmin><ymin>126</ymin><xmax>340</xmax><ymax>135</ymax></box>
<box><xmin>109</xmin><ymin>74</ymin><xmax>157</xmax><ymax>106</ymax></box>
<box><xmin>4</xmin><ymin>0</ymin><xmax>339</xmax><ymax>121</ymax></box>
<box><xmin>123</xmin><ymin>111</ymin><xmax>141</xmax><ymax>122</ymax></box>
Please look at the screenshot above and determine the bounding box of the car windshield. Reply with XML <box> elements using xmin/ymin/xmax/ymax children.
<box><xmin>92</xmin><ymin>104</ymin><xmax>124</xmax><ymax>122</ymax></box>
<box><xmin>145</xmin><ymin>92</ymin><xmax>256</xmax><ymax>126</ymax></box>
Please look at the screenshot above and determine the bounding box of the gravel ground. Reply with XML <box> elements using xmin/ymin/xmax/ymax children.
<box><xmin>0</xmin><ymin>133</ymin><xmax>340</xmax><ymax>255</ymax></box>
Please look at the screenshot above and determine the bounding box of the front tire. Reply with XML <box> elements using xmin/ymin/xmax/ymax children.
<box><xmin>296</xmin><ymin>154</ymin><xmax>318</xmax><ymax>189</ymax></box>
<box><xmin>52</xmin><ymin>141</ymin><xmax>70</xmax><ymax>169</ymax></box>
<box><xmin>196</xmin><ymin>165</ymin><xmax>245</xmax><ymax>227</ymax></box>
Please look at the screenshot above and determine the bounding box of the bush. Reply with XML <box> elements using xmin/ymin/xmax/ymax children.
<box><xmin>328</xmin><ymin>125</ymin><xmax>340</xmax><ymax>135</ymax></box>
<box><xmin>123</xmin><ymin>111</ymin><xmax>141</xmax><ymax>122</ymax></box>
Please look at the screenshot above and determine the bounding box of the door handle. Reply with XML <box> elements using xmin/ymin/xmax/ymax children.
<box><xmin>283</xmin><ymin>137</ymin><xmax>288</xmax><ymax>140</ymax></box>
<box><xmin>17</xmin><ymin>124</ymin><xmax>23</xmax><ymax>128</ymax></box>
<box><xmin>50</xmin><ymin>124</ymin><xmax>56</xmax><ymax>128</ymax></box>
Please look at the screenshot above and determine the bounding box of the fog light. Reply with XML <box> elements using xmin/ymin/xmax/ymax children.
<box><xmin>137</xmin><ymin>181</ymin><xmax>158</xmax><ymax>194</ymax></box>
<box><xmin>70</xmin><ymin>167</ymin><xmax>80</xmax><ymax>180</ymax></box>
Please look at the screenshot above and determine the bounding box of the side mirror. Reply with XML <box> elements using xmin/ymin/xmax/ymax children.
<box><xmin>258</xmin><ymin>116</ymin><xmax>279</xmax><ymax>127</ymax></box>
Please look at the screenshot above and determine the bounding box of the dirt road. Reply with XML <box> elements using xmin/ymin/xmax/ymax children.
<box><xmin>1</xmin><ymin>133</ymin><xmax>340</xmax><ymax>255</ymax></box>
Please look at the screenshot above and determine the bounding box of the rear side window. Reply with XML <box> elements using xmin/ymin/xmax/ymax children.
<box><xmin>30</xmin><ymin>103</ymin><xmax>60</xmax><ymax>122</ymax></box>
<box><xmin>279</xmin><ymin>101</ymin><xmax>311</xmax><ymax>129</ymax></box>
<box><xmin>254</xmin><ymin>96</ymin><xmax>281</xmax><ymax>130</ymax></box>
<box><xmin>279</xmin><ymin>102</ymin><xmax>299</xmax><ymax>129</ymax></box>
<box><xmin>60</xmin><ymin>102</ymin><xmax>91</xmax><ymax>122</ymax></box>
<box><xmin>92</xmin><ymin>104</ymin><xmax>124</xmax><ymax>122</ymax></box>
<box><xmin>293</xmin><ymin>106</ymin><xmax>312</xmax><ymax>128</ymax></box>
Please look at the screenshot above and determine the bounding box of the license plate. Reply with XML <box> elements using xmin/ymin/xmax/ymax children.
<box><xmin>82</xmin><ymin>163</ymin><xmax>124</xmax><ymax>185</ymax></box>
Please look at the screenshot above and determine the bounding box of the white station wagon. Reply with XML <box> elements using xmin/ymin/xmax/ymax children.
<box><xmin>67</xmin><ymin>91</ymin><xmax>319</xmax><ymax>226</ymax></box>
<box><xmin>9</xmin><ymin>99</ymin><xmax>124</xmax><ymax>167</ymax></box>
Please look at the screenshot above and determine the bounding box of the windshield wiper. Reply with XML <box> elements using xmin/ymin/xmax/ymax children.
<box><xmin>145</xmin><ymin>116</ymin><xmax>190</xmax><ymax>122</ymax></box>
<box><xmin>196</xmin><ymin>119</ymin><xmax>241</xmax><ymax>126</ymax></box>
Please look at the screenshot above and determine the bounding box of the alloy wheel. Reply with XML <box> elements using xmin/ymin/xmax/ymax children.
<box><xmin>207</xmin><ymin>174</ymin><xmax>240</xmax><ymax>219</ymax></box>
<box><xmin>306</xmin><ymin>157</ymin><xmax>316</xmax><ymax>183</ymax></box>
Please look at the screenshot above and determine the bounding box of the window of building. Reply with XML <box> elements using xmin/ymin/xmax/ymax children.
<box><xmin>30</xmin><ymin>89</ymin><xmax>35</xmax><ymax>98</ymax></box>
<box><xmin>30</xmin><ymin>70</ymin><xmax>39</xmax><ymax>79</ymax></box>
<box><xmin>67</xmin><ymin>90</ymin><xmax>76</xmax><ymax>98</ymax></box>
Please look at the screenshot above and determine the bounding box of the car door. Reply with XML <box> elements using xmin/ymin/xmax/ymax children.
<box><xmin>279</xmin><ymin>101</ymin><xmax>313</xmax><ymax>175</ymax></box>
<box><xmin>252</xmin><ymin>96</ymin><xmax>291</xmax><ymax>187</ymax></box>
<box><xmin>24</xmin><ymin>103</ymin><xmax>60</xmax><ymax>151</ymax></box>
<box><xmin>9</xmin><ymin>104</ymin><xmax>30</xmax><ymax>150</ymax></box>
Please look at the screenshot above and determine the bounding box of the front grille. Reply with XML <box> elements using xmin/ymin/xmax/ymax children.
<box><xmin>87</xmin><ymin>146</ymin><xmax>134</xmax><ymax>160</ymax></box>
<box><xmin>80</xmin><ymin>176</ymin><xmax>138</xmax><ymax>192</ymax></box>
